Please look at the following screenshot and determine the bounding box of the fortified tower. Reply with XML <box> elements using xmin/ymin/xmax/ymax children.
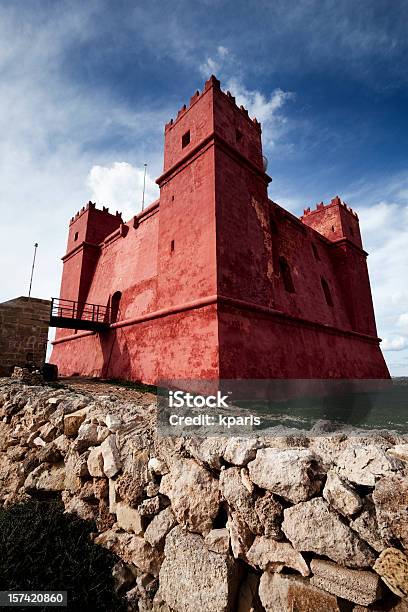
<box><xmin>50</xmin><ymin>76</ymin><xmax>390</xmax><ymax>382</ymax></box>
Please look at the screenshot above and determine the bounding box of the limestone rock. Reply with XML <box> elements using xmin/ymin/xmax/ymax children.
<box><xmin>185</xmin><ymin>437</ymin><xmax>227</xmax><ymax>470</ymax></box>
<box><xmin>25</xmin><ymin>464</ymin><xmax>66</xmax><ymax>492</ymax></box>
<box><xmin>95</xmin><ymin>529</ymin><xmax>162</xmax><ymax>576</ymax></box>
<box><xmin>310</xmin><ymin>558</ymin><xmax>382</xmax><ymax>605</ymax></box>
<box><xmin>144</xmin><ymin>507</ymin><xmax>177</xmax><ymax>547</ymax></box>
<box><xmin>75</xmin><ymin>422</ymin><xmax>99</xmax><ymax>451</ymax></box>
<box><xmin>323</xmin><ymin>470</ymin><xmax>362</xmax><ymax>517</ymax></box>
<box><xmin>219</xmin><ymin>467</ymin><xmax>261</xmax><ymax>534</ymax></box>
<box><xmin>373</xmin><ymin>475</ymin><xmax>408</xmax><ymax>548</ymax></box>
<box><xmin>108</xmin><ymin>478</ymin><xmax>117</xmax><ymax>514</ymax></box>
<box><xmin>87</xmin><ymin>445</ymin><xmax>104</xmax><ymax>477</ymax></box>
<box><xmin>387</xmin><ymin>444</ymin><xmax>408</xmax><ymax>462</ymax></box>
<box><xmin>247</xmin><ymin>536</ymin><xmax>309</xmax><ymax>576</ymax></box>
<box><xmin>63</xmin><ymin>495</ymin><xmax>96</xmax><ymax>521</ymax></box>
<box><xmin>159</xmin><ymin>458</ymin><xmax>219</xmax><ymax>534</ymax></box>
<box><xmin>227</xmin><ymin>510</ymin><xmax>254</xmax><ymax>560</ymax></box>
<box><xmin>104</xmin><ymin>413</ymin><xmax>122</xmax><ymax>432</ymax></box>
<box><xmin>116</xmin><ymin>501</ymin><xmax>143</xmax><ymax>535</ymax></box>
<box><xmin>373</xmin><ymin>547</ymin><xmax>408</xmax><ymax>598</ymax></box>
<box><xmin>115</xmin><ymin>471</ymin><xmax>144</xmax><ymax>508</ymax></box>
<box><xmin>101</xmin><ymin>435</ymin><xmax>122</xmax><ymax>478</ymax></box>
<box><xmin>336</xmin><ymin>444</ymin><xmax>403</xmax><ymax>487</ymax></box>
<box><xmin>223</xmin><ymin>437</ymin><xmax>262</xmax><ymax>466</ymax></box>
<box><xmin>204</xmin><ymin>528</ymin><xmax>230</xmax><ymax>554</ymax></box>
<box><xmin>158</xmin><ymin>526</ymin><xmax>241</xmax><ymax>611</ymax></box>
<box><xmin>148</xmin><ymin>456</ymin><xmax>168</xmax><ymax>476</ymax></box>
<box><xmin>282</xmin><ymin>498</ymin><xmax>375</xmax><ymax>568</ymax></box>
<box><xmin>63</xmin><ymin>407</ymin><xmax>88</xmax><ymax>437</ymax></box>
<box><xmin>350</xmin><ymin>497</ymin><xmax>386</xmax><ymax>553</ymax></box>
<box><xmin>259</xmin><ymin>572</ymin><xmax>341</xmax><ymax>612</ymax></box>
<box><xmin>247</xmin><ymin>448</ymin><xmax>323</xmax><ymax>503</ymax></box>
<box><xmin>138</xmin><ymin>495</ymin><xmax>160</xmax><ymax>517</ymax></box>
<box><xmin>254</xmin><ymin>492</ymin><xmax>283</xmax><ymax>539</ymax></box>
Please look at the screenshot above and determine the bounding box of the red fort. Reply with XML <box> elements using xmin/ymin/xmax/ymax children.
<box><xmin>50</xmin><ymin>75</ymin><xmax>390</xmax><ymax>383</ymax></box>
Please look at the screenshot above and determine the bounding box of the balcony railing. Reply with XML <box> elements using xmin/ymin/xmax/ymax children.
<box><xmin>50</xmin><ymin>297</ymin><xmax>111</xmax><ymax>331</ymax></box>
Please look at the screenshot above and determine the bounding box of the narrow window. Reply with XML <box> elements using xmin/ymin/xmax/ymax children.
<box><xmin>74</xmin><ymin>231</ymin><xmax>79</xmax><ymax>241</ymax></box>
<box><xmin>110</xmin><ymin>291</ymin><xmax>122</xmax><ymax>323</ymax></box>
<box><xmin>331</xmin><ymin>225</ymin><xmax>335</xmax><ymax>232</ymax></box>
<box><xmin>312</xmin><ymin>243</ymin><xmax>320</xmax><ymax>261</ymax></box>
<box><xmin>236</xmin><ymin>129</ymin><xmax>242</xmax><ymax>142</ymax></box>
<box><xmin>182</xmin><ymin>130</ymin><xmax>190</xmax><ymax>148</ymax></box>
<box><xmin>170</xmin><ymin>240</ymin><xmax>175</xmax><ymax>252</ymax></box>
<box><xmin>321</xmin><ymin>278</ymin><xmax>333</xmax><ymax>306</ymax></box>
<box><xmin>279</xmin><ymin>256</ymin><xmax>295</xmax><ymax>293</ymax></box>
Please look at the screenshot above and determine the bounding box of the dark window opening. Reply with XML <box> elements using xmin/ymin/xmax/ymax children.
<box><xmin>74</xmin><ymin>232</ymin><xmax>79</xmax><ymax>241</ymax></box>
<box><xmin>312</xmin><ymin>243</ymin><xmax>320</xmax><ymax>261</ymax></box>
<box><xmin>182</xmin><ymin>130</ymin><xmax>190</xmax><ymax>148</ymax></box>
<box><xmin>269</xmin><ymin>214</ymin><xmax>278</xmax><ymax>235</ymax></box>
<box><xmin>170</xmin><ymin>240</ymin><xmax>175</xmax><ymax>252</ymax></box>
<box><xmin>171</xmin><ymin>195</ymin><xmax>174</xmax><ymax>201</ymax></box>
<box><xmin>110</xmin><ymin>291</ymin><xmax>122</xmax><ymax>323</ymax></box>
<box><xmin>321</xmin><ymin>278</ymin><xmax>333</xmax><ymax>306</ymax></box>
<box><xmin>279</xmin><ymin>256</ymin><xmax>295</xmax><ymax>293</ymax></box>
<box><xmin>331</xmin><ymin>225</ymin><xmax>335</xmax><ymax>232</ymax></box>
<box><xmin>235</xmin><ymin>129</ymin><xmax>242</xmax><ymax>142</ymax></box>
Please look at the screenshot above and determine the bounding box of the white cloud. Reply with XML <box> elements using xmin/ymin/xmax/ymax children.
<box><xmin>381</xmin><ymin>336</ymin><xmax>408</xmax><ymax>351</ymax></box>
<box><xmin>87</xmin><ymin>162</ymin><xmax>158</xmax><ymax>221</ymax></box>
<box><xmin>397</xmin><ymin>313</ymin><xmax>408</xmax><ymax>330</ymax></box>
<box><xmin>199</xmin><ymin>47</ymin><xmax>293</xmax><ymax>148</ymax></box>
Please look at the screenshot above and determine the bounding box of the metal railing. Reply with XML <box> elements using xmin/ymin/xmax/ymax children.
<box><xmin>50</xmin><ymin>297</ymin><xmax>110</xmax><ymax>324</ymax></box>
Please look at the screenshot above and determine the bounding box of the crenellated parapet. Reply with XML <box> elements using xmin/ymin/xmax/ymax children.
<box><xmin>164</xmin><ymin>75</ymin><xmax>262</xmax><ymax>133</ymax></box>
<box><xmin>303</xmin><ymin>196</ymin><xmax>358</xmax><ymax>219</ymax></box>
<box><xmin>70</xmin><ymin>201</ymin><xmax>123</xmax><ymax>226</ymax></box>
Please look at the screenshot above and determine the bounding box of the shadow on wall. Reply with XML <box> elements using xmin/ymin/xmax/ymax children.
<box><xmin>99</xmin><ymin>328</ymin><xmax>132</xmax><ymax>380</ymax></box>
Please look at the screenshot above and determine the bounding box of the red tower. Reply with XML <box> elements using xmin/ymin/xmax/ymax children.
<box><xmin>51</xmin><ymin>76</ymin><xmax>390</xmax><ymax>382</ymax></box>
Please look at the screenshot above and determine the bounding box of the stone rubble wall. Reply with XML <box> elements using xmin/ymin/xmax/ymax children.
<box><xmin>1</xmin><ymin>378</ymin><xmax>408</xmax><ymax>612</ymax></box>
<box><xmin>0</xmin><ymin>297</ymin><xmax>50</xmax><ymax>376</ymax></box>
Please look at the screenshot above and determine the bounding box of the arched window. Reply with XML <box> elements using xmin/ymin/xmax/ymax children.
<box><xmin>279</xmin><ymin>257</ymin><xmax>295</xmax><ymax>293</ymax></box>
<box><xmin>110</xmin><ymin>291</ymin><xmax>122</xmax><ymax>323</ymax></box>
<box><xmin>321</xmin><ymin>278</ymin><xmax>333</xmax><ymax>306</ymax></box>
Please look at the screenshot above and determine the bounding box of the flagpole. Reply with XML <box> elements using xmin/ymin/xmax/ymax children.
<box><xmin>28</xmin><ymin>243</ymin><xmax>38</xmax><ymax>299</ymax></box>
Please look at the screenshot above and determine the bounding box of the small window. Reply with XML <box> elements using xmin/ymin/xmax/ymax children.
<box><xmin>279</xmin><ymin>256</ymin><xmax>295</xmax><ymax>293</ymax></box>
<box><xmin>171</xmin><ymin>195</ymin><xmax>175</xmax><ymax>201</ymax></box>
<box><xmin>170</xmin><ymin>240</ymin><xmax>175</xmax><ymax>252</ymax></box>
<box><xmin>312</xmin><ymin>243</ymin><xmax>320</xmax><ymax>261</ymax></box>
<box><xmin>321</xmin><ymin>278</ymin><xmax>333</xmax><ymax>306</ymax></box>
<box><xmin>236</xmin><ymin>129</ymin><xmax>242</xmax><ymax>142</ymax></box>
<box><xmin>74</xmin><ymin>231</ymin><xmax>79</xmax><ymax>241</ymax></box>
<box><xmin>182</xmin><ymin>130</ymin><xmax>190</xmax><ymax>148</ymax></box>
<box><xmin>331</xmin><ymin>225</ymin><xmax>335</xmax><ymax>232</ymax></box>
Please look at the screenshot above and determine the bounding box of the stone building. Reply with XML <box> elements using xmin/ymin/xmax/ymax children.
<box><xmin>0</xmin><ymin>296</ymin><xmax>50</xmax><ymax>376</ymax></box>
<box><xmin>51</xmin><ymin>75</ymin><xmax>389</xmax><ymax>383</ymax></box>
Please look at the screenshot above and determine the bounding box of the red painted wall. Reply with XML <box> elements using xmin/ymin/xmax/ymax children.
<box><xmin>51</xmin><ymin>75</ymin><xmax>390</xmax><ymax>383</ymax></box>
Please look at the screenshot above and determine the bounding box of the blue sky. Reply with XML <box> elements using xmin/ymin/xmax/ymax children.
<box><xmin>0</xmin><ymin>0</ymin><xmax>407</xmax><ymax>374</ymax></box>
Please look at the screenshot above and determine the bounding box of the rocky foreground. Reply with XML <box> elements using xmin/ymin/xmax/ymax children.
<box><xmin>0</xmin><ymin>377</ymin><xmax>408</xmax><ymax>611</ymax></box>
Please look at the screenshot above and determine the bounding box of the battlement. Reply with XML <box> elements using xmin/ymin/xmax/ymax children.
<box><xmin>303</xmin><ymin>196</ymin><xmax>358</xmax><ymax>219</ymax></box>
<box><xmin>70</xmin><ymin>201</ymin><xmax>123</xmax><ymax>225</ymax></box>
<box><xmin>164</xmin><ymin>75</ymin><xmax>262</xmax><ymax>133</ymax></box>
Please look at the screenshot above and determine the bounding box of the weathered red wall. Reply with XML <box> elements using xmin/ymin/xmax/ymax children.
<box><xmin>51</xmin><ymin>75</ymin><xmax>390</xmax><ymax>383</ymax></box>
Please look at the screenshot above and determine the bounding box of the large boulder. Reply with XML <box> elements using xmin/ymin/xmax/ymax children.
<box><xmin>310</xmin><ymin>559</ymin><xmax>382</xmax><ymax>606</ymax></box>
<box><xmin>247</xmin><ymin>448</ymin><xmax>323</xmax><ymax>503</ymax></box>
<box><xmin>259</xmin><ymin>573</ymin><xmax>341</xmax><ymax>612</ymax></box>
<box><xmin>373</xmin><ymin>548</ymin><xmax>408</xmax><ymax>599</ymax></box>
<box><xmin>336</xmin><ymin>444</ymin><xmax>403</xmax><ymax>487</ymax></box>
<box><xmin>282</xmin><ymin>498</ymin><xmax>375</xmax><ymax>568</ymax></box>
<box><xmin>159</xmin><ymin>458</ymin><xmax>219</xmax><ymax>534</ymax></box>
<box><xmin>323</xmin><ymin>470</ymin><xmax>362</xmax><ymax>517</ymax></box>
<box><xmin>158</xmin><ymin>526</ymin><xmax>241</xmax><ymax>611</ymax></box>
<box><xmin>372</xmin><ymin>475</ymin><xmax>408</xmax><ymax>548</ymax></box>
